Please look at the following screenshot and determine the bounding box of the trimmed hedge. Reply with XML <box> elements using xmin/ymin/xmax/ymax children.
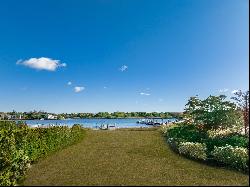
<box><xmin>0</xmin><ymin>121</ymin><xmax>85</xmax><ymax>186</ymax></box>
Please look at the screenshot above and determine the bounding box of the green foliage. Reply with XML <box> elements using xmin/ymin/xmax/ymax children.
<box><xmin>165</xmin><ymin>123</ymin><xmax>207</xmax><ymax>143</ymax></box>
<box><xmin>212</xmin><ymin>145</ymin><xmax>249</xmax><ymax>172</ymax></box>
<box><xmin>205</xmin><ymin>134</ymin><xmax>249</xmax><ymax>153</ymax></box>
<box><xmin>0</xmin><ymin>121</ymin><xmax>85</xmax><ymax>186</ymax></box>
<box><xmin>160</xmin><ymin>124</ymin><xmax>178</xmax><ymax>134</ymax></box>
<box><xmin>162</xmin><ymin>93</ymin><xmax>249</xmax><ymax>173</ymax></box>
<box><xmin>231</xmin><ymin>90</ymin><xmax>249</xmax><ymax>135</ymax></box>
<box><xmin>0</xmin><ymin>121</ymin><xmax>29</xmax><ymax>186</ymax></box>
<box><xmin>178</xmin><ymin>142</ymin><xmax>207</xmax><ymax>160</ymax></box>
<box><xmin>163</xmin><ymin>122</ymin><xmax>249</xmax><ymax>173</ymax></box>
<box><xmin>184</xmin><ymin>95</ymin><xmax>243</xmax><ymax>130</ymax></box>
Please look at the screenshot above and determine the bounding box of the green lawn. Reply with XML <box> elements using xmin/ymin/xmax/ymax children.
<box><xmin>23</xmin><ymin>128</ymin><xmax>249</xmax><ymax>186</ymax></box>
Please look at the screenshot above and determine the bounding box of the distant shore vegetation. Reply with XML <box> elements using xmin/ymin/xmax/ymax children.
<box><xmin>0</xmin><ymin>111</ymin><xmax>183</xmax><ymax>120</ymax></box>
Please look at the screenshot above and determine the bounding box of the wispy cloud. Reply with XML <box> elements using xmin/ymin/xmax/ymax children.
<box><xmin>119</xmin><ymin>65</ymin><xmax>128</xmax><ymax>72</ymax></box>
<box><xmin>74</xmin><ymin>86</ymin><xmax>85</xmax><ymax>93</ymax></box>
<box><xmin>219</xmin><ymin>88</ymin><xmax>229</xmax><ymax>93</ymax></box>
<box><xmin>67</xmin><ymin>81</ymin><xmax>72</xmax><ymax>86</ymax></box>
<box><xmin>140</xmin><ymin>92</ymin><xmax>150</xmax><ymax>96</ymax></box>
<box><xmin>17</xmin><ymin>57</ymin><xmax>66</xmax><ymax>71</ymax></box>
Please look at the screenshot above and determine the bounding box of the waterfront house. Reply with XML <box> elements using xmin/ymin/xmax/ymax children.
<box><xmin>47</xmin><ymin>114</ymin><xmax>56</xmax><ymax>119</ymax></box>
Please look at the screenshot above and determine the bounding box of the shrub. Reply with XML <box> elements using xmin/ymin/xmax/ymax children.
<box><xmin>164</xmin><ymin>93</ymin><xmax>249</xmax><ymax>173</ymax></box>
<box><xmin>178</xmin><ymin>142</ymin><xmax>207</xmax><ymax>160</ymax></box>
<box><xmin>0</xmin><ymin>122</ymin><xmax>30</xmax><ymax>186</ymax></box>
<box><xmin>207</xmin><ymin>128</ymin><xmax>238</xmax><ymax>138</ymax></box>
<box><xmin>160</xmin><ymin>124</ymin><xmax>177</xmax><ymax>134</ymax></box>
<box><xmin>205</xmin><ymin>134</ymin><xmax>249</xmax><ymax>154</ymax></box>
<box><xmin>0</xmin><ymin>121</ymin><xmax>85</xmax><ymax>186</ymax></box>
<box><xmin>165</xmin><ymin>123</ymin><xmax>207</xmax><ymax>143</ymax></box>
<box><xmin>212</xmin><ymin>145</ymin><xmax>249</xmax><ymax>172</ymax></box>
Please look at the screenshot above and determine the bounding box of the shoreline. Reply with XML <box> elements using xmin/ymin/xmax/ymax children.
<box><xmin>3</xmin><ymin>117</ymin><xmax>179</xmax><ymax>121</ymax></box>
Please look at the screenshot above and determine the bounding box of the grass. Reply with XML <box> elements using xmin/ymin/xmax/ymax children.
<box><xmin>23</xmin><ymin>128</ymin><xmax>249</xmax><ymax>186</ymax></box>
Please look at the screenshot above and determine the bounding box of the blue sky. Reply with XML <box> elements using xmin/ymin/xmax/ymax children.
<box><xmin>0</xmin><ymin>0</ymin><xmax>248</xmax><ymax>113</ymax></box>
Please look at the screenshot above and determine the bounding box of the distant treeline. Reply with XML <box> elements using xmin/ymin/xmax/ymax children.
<box><xmin>66</xmin><ymin>112</ymin><xmax>183</xmax><ymax>119</ymax></box>
<box><xmin>0</xmin><ymin>111</ymin><xmax>183</xmax><ymax>120</ymax></box>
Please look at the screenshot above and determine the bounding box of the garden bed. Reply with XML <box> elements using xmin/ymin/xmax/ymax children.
<box><xmin>162</xmin><ymin>122</ymin><xmax>249</xmax><ymax>173</ymax></box>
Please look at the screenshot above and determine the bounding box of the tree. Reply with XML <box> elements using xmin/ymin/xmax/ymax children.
<box><xmin>185</xmin><ymin>95</ymin><xmax>242</xmax><ymax>131</ymax></box>
<box><xmin>184</xmin><ymin>95</ymin><xmax>202</xmax><ymax>122</ymax></box>
<box><xmin>231</xmin><ymin>90</ymin><xmax>249</xmax><ymax>135</ymax></box>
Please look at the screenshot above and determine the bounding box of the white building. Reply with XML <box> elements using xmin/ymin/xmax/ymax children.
<box><xmin>47</xmin><ymin>114</ymin><xmax>56</xmax><ymax>119</ymax></box>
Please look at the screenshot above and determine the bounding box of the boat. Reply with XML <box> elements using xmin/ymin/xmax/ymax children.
<box><xmin>143</xmin><ymin>117</ymin><xmax>164</xmax><ymax>126</ymax></box>
<box><xmin>136</xmin><ymin>119</ymin><xmax>146</xmax><ymax>124</ymax></box>
<box><xmin>99</xmin><ymin>124</ymin><xmax>108</xmax><ymax>130</ymax></box>
<box><xmin>99</xmin><ymin>123</ymin><xmax>116</xmax><ymax>130</ymax></box>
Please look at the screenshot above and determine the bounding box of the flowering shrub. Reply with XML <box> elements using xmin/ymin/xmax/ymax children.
<box><xmin>164</xmin><ymin>93</ymin><xmax>249</xmax><ymax>173</ymax></box>
<box><xmin>206</xmin><ymin>134</ymin><xmax>248</xmax><ymax>153</ymax></box>
<box><xmin>207</xmin><ymin>126</ymin><xmax>242</xmax><ymax>138</ymax></box>
<box><xmin>184</xmin><ymin>95</ymin><xmax>243</xmax><ymax>131</ymax></box>
<box><xmin>212</xmin><ymin>145</ymin><xmax>249</xmax><ymax>172</ymax></box>
<box><xmin>178</xmin><ymin>142</ymin><xmax>207</xmax><ymax>160</ymax></box>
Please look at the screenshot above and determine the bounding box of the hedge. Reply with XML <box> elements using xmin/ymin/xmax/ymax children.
<box><xmin>0</xmin><ymin>121</ymin><xmax>85</xmax><ymax>186</ymax></box>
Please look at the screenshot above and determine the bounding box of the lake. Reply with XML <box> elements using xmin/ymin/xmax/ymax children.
<box><xmin>20</xmin><ymin>118</ymin><xmax>178</xmax><ymax>129</ymax></box>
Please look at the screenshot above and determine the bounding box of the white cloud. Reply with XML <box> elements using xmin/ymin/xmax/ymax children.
<box><xmin>119</xmin><ymin>65</ymin><xmax>128</xmax><ymax>72</ymax></box>
<box><xmin>67</xmin><ymin>81</ymin><xmax>72</xmax><ymax>86</ymax></box>
<box><xmin>231</xmin><ymin>89</ymin><xmax>239</xmax><ymax>94</ymax></box>
<box><xmin>17</xmin><ymin>57</ymin><xmax>66</xmax><ymax>71</ymax></box>
<box><xmin>219</xmin><ymin>88</ymin><xmax>229</xmax><ymax>93</ymax></box>
<box><xmin>74</xmin><ymin>86</ymin><xmax>85</xmax><ymax>93</ymax></box>
<box><xmin>140</xmin><ymin>92</ymin><xmax>150</xmax><ymax>96</ymax></box>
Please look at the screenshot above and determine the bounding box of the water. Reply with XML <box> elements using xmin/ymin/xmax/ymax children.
<box><xmin>19</xmin><ymin>118</ymin><xmax>177</xmax><ymax>129</ymax></box>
